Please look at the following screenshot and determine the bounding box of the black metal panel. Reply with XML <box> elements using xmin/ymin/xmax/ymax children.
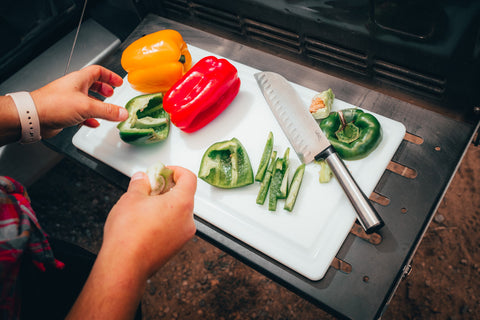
<box><xmin>144</xmin><ymin>0</ymin><xmax>480</xmax><ymax>120</ymax></box>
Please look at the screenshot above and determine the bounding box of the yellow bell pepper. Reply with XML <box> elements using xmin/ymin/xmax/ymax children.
<box><xmin>121</xmin><ymin>29</ymin><xmax>192</xmax><ymax>93</ymax></box>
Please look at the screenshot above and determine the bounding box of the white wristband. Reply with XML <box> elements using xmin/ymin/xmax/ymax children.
<box><xmin>6</xmin><ymin>91</ymin><xmax>42</xmax><ymax>144</ymax></box>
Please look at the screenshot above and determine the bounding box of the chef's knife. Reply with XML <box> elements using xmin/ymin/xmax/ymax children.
<box><xmin>254</xmin><ymin>71</ymin><xmax>384</xmax><ymax>234</ymax></box>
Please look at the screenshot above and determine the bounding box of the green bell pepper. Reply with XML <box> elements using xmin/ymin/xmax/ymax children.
<box><xmin>198</xmin><ymin>137</ymin><xmax>254</xmax><ymax>189</ymax></box>
<box><xmin>117</xmin><ymin>93</ymin><xmax>170</xmax><ymax>145</ymax></box>
<box><xmin>319</xmin><ymin>108</ymin><xmax>382</xmax><ymax>160</ymax></box>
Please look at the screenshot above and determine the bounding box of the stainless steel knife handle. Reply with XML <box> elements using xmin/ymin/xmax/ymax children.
<box><xmin>321</xmin><ymin>147</ymin><xmax>384</xmax><ymax>234</ymax></box>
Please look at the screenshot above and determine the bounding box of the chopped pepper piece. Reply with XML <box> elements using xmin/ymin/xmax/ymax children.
<box><xmin>163</xmin><ymin>56</ymin><xmax>241</xmax><ymax>133</ymax></box>
<box><xmin>268</xmin><ymin>158</ymin><xmax>285</xmax><ymax>211</ymax></box>
<box><xmin>255</xmin><ymin>131</ymin><xmax>274</xmax><ymax>182</ymax></box>
<box><xmin>198</xmin><ymin>138</ymin><xmax>254</xmax><ymax>189</ymax></box>
<box><xmin>320</xmin><ymin>108</ymin><xmax>382</xmax><ymax>160</ymax></box>
<box><xmin>121</xmin><ymin>29</ymin><xmax>192</xmax><ymax>93</ymax></box>
<box><xmin>278</xmin><ymin>148</ymin><xmax>290</xmax><ymax>199</ymax></box>
<box><xmin>310</xmin><ymin>88</ymin><xmax>334</xmax><ymax>120</ymax></box>
<box><xmin>256</xmin><ymin>150</ymin><xmax>277</xmax><ymax>205</ymax></box>
<box><xmin>316</xmin><ymin>159</ymin><xmax>333</xmax><ymax>183</ymax></box>
<box><xmin>284</xmin><ymin>164</ymin><xmax>305</xmax><ymax>212</ymax></box>
<box><xmin>117</xmin><ymin>93</ymin><xmax>170</xmax><ymax>145</ymax></box>
<box><xmin>146</xmin><ymin>162</ymin><xmax>175</xmax><ymax>195</ymax></box>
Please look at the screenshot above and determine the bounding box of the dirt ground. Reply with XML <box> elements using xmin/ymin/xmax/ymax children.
<box><xmin>27</xmin><ymin>140</ymin><xmax>479</xmax><ymax>320</ymax></box>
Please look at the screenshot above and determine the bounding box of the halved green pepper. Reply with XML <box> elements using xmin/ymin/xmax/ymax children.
<box><xmin>319</xmin><ymin>108</ymin><xmax>382</xmax><ymax>160</ymax></box>
<box><xmin>117</xmin><ymin>93</ymin><xmax>170</xmax><ymax>145</ymax></box>
<box><xmin>198</xmin><ymin>138</ymin><xmax>254</xmax><ymax>189</ymax></box>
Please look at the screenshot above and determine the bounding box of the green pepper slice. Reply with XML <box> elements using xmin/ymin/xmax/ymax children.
<box><xmin>319</xmin><ymin>108</ymin><xmax>382</xmax><ymax>160</ymax></box>
<box><xmin>268</xmin><ymin>158</ymin><xmax>285</xmax><ymax>211</ymax></box>
<box><xmin>256</xmin><ymin>150</ymin><xmax>277</xmax><ymax>205</ymax></box>
<box><xmin>255</xmin><ymin>131</ymin><xmax>274</xmax><ymax>182</ymax></box>
<box><xmin>198</xmin><ymin>138</ymin><xmax>254</xmax><ymax>189</ymax></box>
<box><xmin>284</xmin><ymin>164</ymin><xmax>305</xmax><ymax>212</ymax></box>
<box><xmin>117</xmin><ymin>93</ymin><xmax>170</xmax><ymax>145</ymax></box>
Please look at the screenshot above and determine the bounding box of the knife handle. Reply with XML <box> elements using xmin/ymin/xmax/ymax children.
<box><xmin>322</xmin><ymin>148</ymin><xmax>384</xmax><ymax>234</ymax></box>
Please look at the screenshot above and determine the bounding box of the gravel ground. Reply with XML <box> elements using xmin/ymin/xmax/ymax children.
<box><xmin>26</xmin><ymin>142</ymin><xmax>479</xmax><ymax>319</ymax></box>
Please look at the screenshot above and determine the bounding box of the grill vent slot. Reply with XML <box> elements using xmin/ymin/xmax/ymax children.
<box><xmin>163</xmin><ymin>1</ymin><xmax>241</xmax><ymax>34</ymax></box>
<box><xmin>244</xmin><ymin>19</ymin><xmax>301</xmax><ymax>54</ymax></box>
<box><xmin>163</xmin><ymin>0</ymin><xmax>189</xmax><ymax>16</ymax></box>
<box><xmin>191</xmin><ymin>3</ymin><xmax>241</xmax><ymax>34</ymax></box>
<box><xmin>373</xmin><ymin>59</ymin><xmax>446</xmax><ymax>98</ymax></box>
<box><xmin>305</xmin><ymin>37</ymin><xmax>368</xmax><ymax>76</ymax></box>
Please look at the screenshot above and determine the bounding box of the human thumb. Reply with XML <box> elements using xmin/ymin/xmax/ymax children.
<box><xmin>128</xmin><ymin>171</ymin><xmax>151</xmax><ymax>195</ymax></box>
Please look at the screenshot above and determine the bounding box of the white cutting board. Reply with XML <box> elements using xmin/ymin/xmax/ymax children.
<box><xmin>73</xmin><ymin>45</ymin><xmax>406</xmax><ymax>280</ymax></box>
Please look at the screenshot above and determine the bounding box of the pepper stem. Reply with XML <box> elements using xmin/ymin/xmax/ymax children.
<box><xmin>179</xmin><ymin>55</ymin><xmax>186</xmax><ymax>63</ymax></box>
<box><xmin>335</xmin><ymin>110</ymin><xmax>360</xmax><ymax>144</ymax></box>
<box><xmin>338</xmin><ymin>110</ymin><xmax>347</xmax><ymax>130</ymax></box>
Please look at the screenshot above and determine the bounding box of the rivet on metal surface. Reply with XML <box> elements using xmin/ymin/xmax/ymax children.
<box><xmin>400</xmin><ymin>207</ymin><xmax>407</xmax><ymax>214</ymax></box>
<box><xmin>434</xmin><ymin>146</ymin><xmax>441</xmax><ymax>151</ymax></box>
<box><xmin>350</xmin><ymin>223</ymin><xmax>382</xmax><ymax>245</ymax></box>
<box><xmin>330</xmin><ymin>257</ymin><xmax>352</xmax><ymax>274</ymax></box>
<box><xmin>363</xmin><ymin>275</ymin><xmax>370</xmax><ymax>283</ymax></box>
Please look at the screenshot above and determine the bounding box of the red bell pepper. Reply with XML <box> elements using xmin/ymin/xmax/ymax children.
<box><xmin>163</xmin><ymin>56</ymin><xmax>241</xmax><ymax>133</ymax></box>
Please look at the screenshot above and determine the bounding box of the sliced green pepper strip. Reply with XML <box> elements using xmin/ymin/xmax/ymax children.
<box><xmin>319</xmin><ymin>108</ymin><xmax>382</xmax><ymax>160</ymax></box>
<box><xmin>255</xmin><ymin>131</ymin><xmax>274</xmax><ymax>182</ymax></box>
<box><xmin>284</xmin><ymin>164</ymin><xmax>305</xmax><ymax>212</ymax></box>
<box><xmin>278</xmin><ymin>147</ymin><xmax>290</xmax><ymax>199</ymax></box>
<box><xmin>117</xmin><ymin>93</ymin><xmax>170</xmax><ymax>145</ymax></box>
<box><xmin>256</xmin><ymin>151</ymin><xmax>277</xmax><ymax>205</ymax></box>
<box><xmin>268</xmin><ymin>158</ymin><xmax>285</xmax><ymax>211</ymax></box>
<box><xmin>198</xmin><ymin>138</ymin><xmax>254</xmax><ymax>189</ymax></box>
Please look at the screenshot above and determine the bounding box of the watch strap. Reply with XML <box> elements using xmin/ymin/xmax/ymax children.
<box><xmin>6</xmin><ymin>91</ymin><xmax>42</xmax><ymax>144</ymax></box>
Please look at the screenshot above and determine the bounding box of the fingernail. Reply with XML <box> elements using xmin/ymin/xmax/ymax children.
<box><xmin>131</xmin><ymin>171</ymin><xmax>146</xmax><ymax>181</ymax></box>
<box><xmin>119</xmin><ymin>108</ymin><xmax>129</xmax><ymax>120</ymax></box>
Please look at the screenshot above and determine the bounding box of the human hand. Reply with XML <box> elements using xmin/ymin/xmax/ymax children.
<box><xmin>66</xmin><ymin>167</ymin><xmax>196</xmax><ymax>320</ymax></box>
<box><xmin>30</xmin><ymin>65</ymin><xmax>128</xmax><ymax>139</ymax></box>
<box><xmin>100</xmin><ymin>166</ymin><xmax>197</xmax><ymax>279</ymax></box>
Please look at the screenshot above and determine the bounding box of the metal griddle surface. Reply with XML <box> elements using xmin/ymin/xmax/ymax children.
<box><xmin>44</xmin><ymin>14</ymin><xmax>478</xmax><ymax>320</ymax></box>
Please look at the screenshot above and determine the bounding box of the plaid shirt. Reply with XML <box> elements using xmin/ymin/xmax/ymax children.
<box><xmin>0</xmin><ymin>176</ymin><xmax>63</xmax><ymax>319</ymax></box>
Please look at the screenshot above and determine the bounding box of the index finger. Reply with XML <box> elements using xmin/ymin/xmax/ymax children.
<box><xmin>84</xmin><ymin>65</ymin><xmax>123</xmax><ymax>87</ymax></box>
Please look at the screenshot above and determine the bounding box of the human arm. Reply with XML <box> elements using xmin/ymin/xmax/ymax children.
<box><xmin>0</xmin><ymin>65</ymin><xmax>128</xmax><ymax>146</ymax></box>
<box><xmin>66</xmin><ymin>166</ymin><xmax>197</xmax><ymax>320</ymax></box>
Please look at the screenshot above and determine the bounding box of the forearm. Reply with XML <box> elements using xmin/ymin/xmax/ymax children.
<box><xmin>0</xmin><ymin>96</ymin><xmax>22</xmax><ymax>146</ymax></box>
<box><xmin>66</xmin><ymin>245</ymin><xmax>148</xmax><ymax>320</ymax></box>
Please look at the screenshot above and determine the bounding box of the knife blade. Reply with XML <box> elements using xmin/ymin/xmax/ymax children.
<box><xmin>254</xmin><ymin>71</ymin><xmax>384</xmax><ymax>233</ymax></box>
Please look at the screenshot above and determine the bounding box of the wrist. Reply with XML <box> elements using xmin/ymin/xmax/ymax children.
<box><xmin>0</xmin><ymin>96</ymin><xmax>22</xmax><ymax>145</ymax></box>
<box><xmin>97</xmin><ymin>242</ymin><xmax>151</xmax><ymax>283</ymax></box>
<box><xmin>6</xmin><ymin>91</ymin><xmax>42</xmax><ymax>144</ymax></box>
